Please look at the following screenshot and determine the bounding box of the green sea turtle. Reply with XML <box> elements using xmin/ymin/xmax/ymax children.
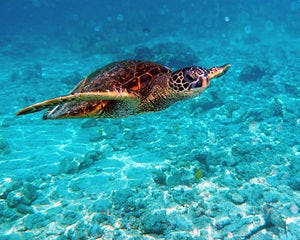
<box><xmin>16</xmin><ymin>60</ymin><xmax>230</xmax><ymax>119</ymax></box>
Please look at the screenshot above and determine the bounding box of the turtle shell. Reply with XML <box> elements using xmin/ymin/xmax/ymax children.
<box><xmin>43</xmin><ymin>60</ymin><xmax>171</xmax><ymax>119</ymax></box>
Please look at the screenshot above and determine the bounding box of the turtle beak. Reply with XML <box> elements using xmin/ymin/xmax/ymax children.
<box><xmin>207</xmin><ymin>64</ymin><xmax>231</xmax><ymax>80</ymax></box>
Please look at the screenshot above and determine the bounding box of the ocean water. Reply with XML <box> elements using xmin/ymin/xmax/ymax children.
<box><xmin>0</xmin><ymin>0</ymin><xmax>299</xmax><ymax>239</ymax></box>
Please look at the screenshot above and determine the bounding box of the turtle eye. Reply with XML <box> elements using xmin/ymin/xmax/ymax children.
<box><xmin>186</xmin><ymin>74</ymin><xmax>194</xmax><ymax>82</ymax></box>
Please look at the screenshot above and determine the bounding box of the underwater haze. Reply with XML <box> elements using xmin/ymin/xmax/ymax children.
<box><xmin>0</xmin><ymin>0</ymin><xmax>300</xmax><ymax>239</ymax></box>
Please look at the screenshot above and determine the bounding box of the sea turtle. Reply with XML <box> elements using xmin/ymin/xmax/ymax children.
<box><xmin>16</xmin><ymin>60</ymin><xmax>230</xmax><ymax>119</ymax></box>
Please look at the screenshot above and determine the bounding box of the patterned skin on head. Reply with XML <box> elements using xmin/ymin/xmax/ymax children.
<box><xmin>169</xmin><ymin>67</ymin><xmax>209</xmax><ymax>93</ymax></box>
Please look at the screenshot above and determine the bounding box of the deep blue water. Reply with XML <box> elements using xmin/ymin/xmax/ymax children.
<box><xmin>0</xmin><ymin>0</ymin><xmax>299</xmax><ymax>239</ymax></box>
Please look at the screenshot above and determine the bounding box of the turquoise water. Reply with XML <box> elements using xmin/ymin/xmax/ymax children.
<box><xmin>0</xmin><ymin>0</ymin><xmax>300</xmax><ymax>239</ymax></box>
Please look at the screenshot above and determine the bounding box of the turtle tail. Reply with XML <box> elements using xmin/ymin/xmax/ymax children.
<box><xmin>16</xmin><ymin>91</ymin><xmax>140</xmax><ymax>116</ymax></box>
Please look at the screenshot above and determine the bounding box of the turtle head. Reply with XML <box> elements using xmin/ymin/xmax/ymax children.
<box><xmin>169</xmin><ymin>64</ymin><xmax>230</xmax><ymax>97</ymax></box>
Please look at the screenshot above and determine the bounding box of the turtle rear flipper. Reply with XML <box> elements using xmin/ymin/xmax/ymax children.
<box><xmin>16</xmin><ymin>91</ymin><xmax>140</xmax><ymax>118</ymax></box>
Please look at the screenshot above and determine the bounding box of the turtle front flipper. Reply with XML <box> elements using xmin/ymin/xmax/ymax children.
<box><xmin>16</xmin><ymin>91</ymin><xmax>140</xmax><ymax>118</ymax></box>
<box><xmin>207</xmin><ymin>64</ymin><xmax>231</xmax><ymax>79</ymax></box>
